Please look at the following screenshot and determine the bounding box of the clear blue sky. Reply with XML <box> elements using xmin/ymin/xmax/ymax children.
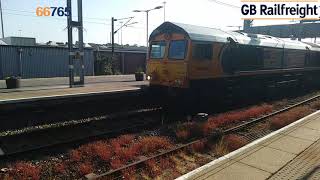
<box><xmin>2</xmin><ymin>0</ymin><xmax>296</xmax><ymax>45</ymax></box>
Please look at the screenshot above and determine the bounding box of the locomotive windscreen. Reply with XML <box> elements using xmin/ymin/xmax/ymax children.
<box><xmin>150</xmin><ymin>41</ymin><xmax>166</xmax><ymax>59</ymax></box>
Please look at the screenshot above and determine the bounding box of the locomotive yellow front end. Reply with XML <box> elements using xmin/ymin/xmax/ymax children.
<box><xmin>147</xmin><ymin>33</ymin><xmax>189</xmax><ymax>90</ymax></box>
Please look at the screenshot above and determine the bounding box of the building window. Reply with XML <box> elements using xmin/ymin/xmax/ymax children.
<box><xmin>150</xmin><ymin>41</ymin><xmax>166</xmax><ymax>59</ymax></box>
<box><xmin>168</xmin><ymin>40</ymin><xmax>188</xmax><ymax>60</ymax></box>
<box><xmin>192</xmin><ymin>43</ymin><xmax>213</xmax><ymax>60</ymax></box>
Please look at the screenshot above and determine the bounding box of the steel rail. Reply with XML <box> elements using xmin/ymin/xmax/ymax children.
<box><xmin>88</xmin><ymin>94</ymin><xmax>320</xmax><ymax>179</ymax></box>
<box><xmin>0</xmin><ymin>108</ymin><xmax>162</xmax><ymax>157</ymax></box>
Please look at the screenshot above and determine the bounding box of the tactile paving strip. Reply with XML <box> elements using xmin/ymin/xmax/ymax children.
<box><xmin>268</xmin><ymin>139</ymin><xmax>320</xmax><ymax>180</ymax></box>
<box><xmin>302</xmin><ymin>166</ymin><xmax>320</xmax><ymax>180</ymax></box>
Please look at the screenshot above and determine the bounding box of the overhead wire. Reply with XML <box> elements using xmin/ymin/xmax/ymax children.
<box><xmin>208</xmin><ymin>0</ymin><xmax>240</xmax><ymax>9</ymax></box>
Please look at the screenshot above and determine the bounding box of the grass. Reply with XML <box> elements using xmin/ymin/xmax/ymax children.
<box><xmin>213</xmin><ymin>138</ymin><xmax>229</xmax><ymax>157</ymax></box>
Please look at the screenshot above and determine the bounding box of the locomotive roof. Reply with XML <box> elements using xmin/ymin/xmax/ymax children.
<box><xmin>150</xmin><ymin>22</ymin><xmax>320</xmax><ymax>51</ymax></box>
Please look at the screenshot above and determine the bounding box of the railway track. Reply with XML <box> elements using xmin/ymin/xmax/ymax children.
<box><xmin>0</xmin><ymin>89</ymin><xmax>158</xmax><ymax>133</ymax></box>
<box><xmin>86</xmin><ymin>94</ymin><xmax>320</xmax><ymax>180</ymax></box>
<box><xmin>0</xmin><ymin>108</ymin><xmax>162</xmax><ymax>157</ymax></box>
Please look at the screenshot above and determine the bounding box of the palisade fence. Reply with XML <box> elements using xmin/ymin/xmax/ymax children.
<box><xmin>0</xmin><ymin>45</ymin><xmax>147</xmax><ymax>80</ymax></box>
<box><xmin>0</xmin><ymin>45</ymin><xmax>94</xmax><ymax>79</ymax></box>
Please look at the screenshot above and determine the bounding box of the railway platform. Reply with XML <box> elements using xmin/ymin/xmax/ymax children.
<box><xmin>0</xmin><ymin>75</ymin><xmax>148</xmax><ymax>105</ymax></box>
<box><xmin>177</xmin><ymin>110</ymin><xmax>320</xmax><ymax>180</ymax></box>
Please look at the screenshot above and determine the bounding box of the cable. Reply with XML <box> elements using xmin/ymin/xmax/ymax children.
<box><xmin>3</xmin><ymin>11</ymin><xmax>146</xmax><ymax>31</ymax></box>
<box><xmin>2</xmin><ymin>8</ymin><xmax>110</xmax><ymax>21</ymax></box>
<box><xmin>4</xmin><ymin>11</ymin><xmax>111</xmax><ymax>25</ymax></box>
<box><xmin>208</xmin><ymin>0</ymin><xmax>240</xmax><ymax>9</ymax></box>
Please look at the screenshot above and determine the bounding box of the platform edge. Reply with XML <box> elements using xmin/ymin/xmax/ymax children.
<box><xmin>176</xmin><ymin>110</ymin><xmax>320</xmax><ymax>180</ymax></box>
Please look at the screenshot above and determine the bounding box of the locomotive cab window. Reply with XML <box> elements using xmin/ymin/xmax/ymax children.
<box><xmin>168</xmin><ymin>40</ymin><xmax>188</xmax><ymax>60</ymax></box>
<box><xmin>150</xmin><ymin>41</ymin><xmax>166</xmax><ymax>59</ymax></box>
<box><xmin>192</xmin><ymin>42</ymin><xmax>213</xmax><ymax>60</ymax></box>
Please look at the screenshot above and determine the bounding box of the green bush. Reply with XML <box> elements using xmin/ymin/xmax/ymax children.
<box><xmin>95</xmin><ymin>54</ymin><xmax>121</xmax><ymax>75</ymax></box>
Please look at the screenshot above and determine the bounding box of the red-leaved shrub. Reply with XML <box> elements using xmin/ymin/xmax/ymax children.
<box><xmin>110</xmin><ymin>158</ymin><xmax>124</xmax><ymax>169</ymax></box>
<box><xmin>111</xmin><ymin>135</ymin><xmax>135</xmax><ymax>149</ymax></box>
<box><xmin>53</xmin><ymin>163</ymin><xmax>66</xmax><ymax>174</ymax></box>
<box><xmin>145</xmin><ymin>159</ymin><xmax>161</xmax><ymax>178</ymax></box>
<box><xmin>91</xmin><ymin>142</ymin><xmax>112</xmax><ymax>162</ymax></box>
<box><xmin>122</xmin><ymin>166</ymin><xmax>136</xmax><ymax>180</ymax></box>
<box><xmin>12</xmin><ymin>162</ymin><xmax>41</xmax><ymax>180</ymax></box>
<box><xmin>310</xmin><ymin>101</ymin><xmax>320</xmax><ymax>110</ymax></box>
<box><xmin>69</xmin><ymin>149</ymin><xmax>82</xmax><ymax>162</ymax></box>
<box><xmin>114</xmin><ymin>145</ymin><xmax>139</xmax><ymax>163</ymax></box>
<box><xmin>118</xmin><ymin>135</ymin><xmax>135</xmax><ymax>146</ymax></box>
<box><xmin>159</xmin><ymin>157</ymin><xmax>173</xmax><ymax>170</ymax></box>
<box><xmin>78</xmin><ymin>162</ymin><xmax>93</xmax><ymax>175</ymax></box>
<box><xmin>140</xmin><ymin>136</ymin><xmax>172</xmax><ymax>154</ymax></box>
<box><xmin>191</xmin><ymin>140</ymin><xmax>206</xmax><ymax>152</ymax></box>
<box><xmin>204</xmin><ymin>104</ymin><xmax>273</xmax><ymax>135</ymax></box>
<box><xmin>224</xmin><ymin>134</ymin><xmax>248</xmax><ymax>151</ymax></box>
<box><xmin>175</xmin><ymin>129</ymin><xmax>190</xmax><ymax>141</ymax></box>
<box><xmin>270</xmin><ymin>106</ymin><xmax>312</xmax><ymax>130</ymax></box>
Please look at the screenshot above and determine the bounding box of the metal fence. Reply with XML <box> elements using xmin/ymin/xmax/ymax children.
<box><xmin>0</xmin><ymin>45</ymin><xmax>94</xmax><ymax>79</ymax></box>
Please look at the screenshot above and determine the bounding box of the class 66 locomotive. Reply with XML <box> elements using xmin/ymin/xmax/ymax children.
<box><xmin>146</xmin><ymin>22</ymin><xmax>320</xmax><ymax>100</ymax></box>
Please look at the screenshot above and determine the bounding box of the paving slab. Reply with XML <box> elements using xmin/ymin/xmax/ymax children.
<box><xmin>205</xmin><ymin>162</ymin><xmax>270</xmax><ymax>180</ymax></box>
<box><xmin>0</xmin><ymin>75</ymin><xmax>138</xmax><ymax>89</ymax></box>
<box><xmin>0</xmin><ymin>77</ymin><xmax>148</xmax><ymax>104</ymax></box>
<box><xmin>239</xmin><ymin>146</ymin><xmax>296</xmax><ymax>173</ymax></box>
<box><xmin>303</xmin><ymin>118</ymin><xmax>320</xmax><ymax>131</ymax></box>
<box><xmin>269</xmin><ymin>139</ymin><xmax>320</xmax><ymax>180</ymax></box>
<box><xmin>188</xmin><ymin>160</ymin><xmax>237</xmax><ymax>180</ymax></box>
<box><xmin>286</xmin><ymin>127</ymin><xmax>320</xmax><ymax>141</ymax></box>
<box><xmin>260</xmin><ymin>133</ymin><xmax>284</xmax><ymax>146</ymax></box>
<box><xmin>266</xmin><ymin>135</ymin><xmax>314</xmax><ymax>155</ymax></box>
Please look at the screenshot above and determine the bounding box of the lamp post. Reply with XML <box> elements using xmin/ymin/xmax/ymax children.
<box><xmin>0</xmin><ymin>0</ymin><xmax>4</xmax><ymax>38</ymax></box>
<box><xmin>163</xmin><ymin>1</ymin><xmax>166</xmax><ymax>22</ymax></box>
<box><xmin>133</xmin><ymin>6</ymin><xmax>163</xmax><ymax>70</ymax></box>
